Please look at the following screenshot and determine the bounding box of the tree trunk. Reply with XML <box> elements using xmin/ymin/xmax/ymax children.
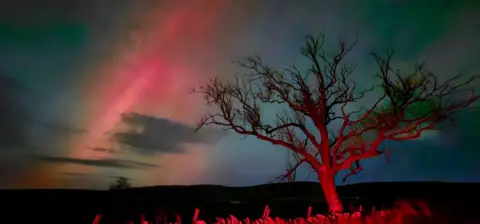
<box><xmin>318</xmin><ymin>169</ymin><xmax>344</xmax><ymax>213</ymax></box>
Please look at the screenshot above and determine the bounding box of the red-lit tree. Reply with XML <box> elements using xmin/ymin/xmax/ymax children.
<box><xmin>193</xmin><ymin>33</ymin><xmax>478</xmax><ymax>213</ymax></box>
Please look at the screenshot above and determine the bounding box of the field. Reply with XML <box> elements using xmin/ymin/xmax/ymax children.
<box><xmin>1</xmin><ymin>182</ymin><xmax>478</xmax><ymax>223</ymax></box>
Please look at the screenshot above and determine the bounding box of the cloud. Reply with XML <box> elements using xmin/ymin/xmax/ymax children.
<box><xmin>0</xmin><ymin>0</ymin><xmax>145</xmax><ymax>151</ymax></box>
<box><xmin>62</xmin><ymin>171</ymin><xmax>124</xmax><ymax>180</ymax></box>
<box><xmin>0</xmin><ymin>75</ymin><xmax>31</xmax><ymax>149</ymax></box>
<box><xmin>113</xmin><ymin>113</ymin><xmax>224</xmax><ymax>155</ymax></box>
<box><xmin>91</xmin><ymin>147</ymin><xmax>117</xmax><ymax>154</ymax></box>
<box><xmin>0</xmin><ymin>74</ymin><xmax>86</xmax><ymax>151</ymax></box>
<box><xmin>35</xmin><ymin>155</ymin><xmax>159</xmax><ymax>169</ymax></box>
<box><xmin>62</xmin><ymin>172</ymin><xmax>91</xmax><ymax>176</ymax></box>
<box><xmin>438</xmin><ymin>108</ymin><xmax>480</xmax><ymax>150</ymax></box>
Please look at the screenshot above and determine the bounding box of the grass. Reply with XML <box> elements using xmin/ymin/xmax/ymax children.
<box><xmin>92</xmin><ymin>203</ymin><xmax>435</xmax><ymax>224</ymax></box>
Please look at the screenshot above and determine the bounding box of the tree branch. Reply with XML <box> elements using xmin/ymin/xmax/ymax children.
<box><xmin>330</xmin><ymin>52</ymin><xmax>478</xmax><ymax>176</ymax></box>
<box><xmin>194</xmin><ymin>32</ymin><xmax>479</xmax><ymax>186</ymax></box>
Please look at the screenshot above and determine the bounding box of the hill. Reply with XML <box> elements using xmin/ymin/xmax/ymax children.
<box><xmin>0</xmin><ymin>181</ymin><xmax>478</xmax><ymax>223</ymax></box>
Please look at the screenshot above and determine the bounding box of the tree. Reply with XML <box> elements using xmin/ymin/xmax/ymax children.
<box><xmin>109</xmin><ymin>176</ymin><xmax>131</xmax><ymax>190</ymax></box>
<box><xmin>193</xmin><ymin>33</ymin><xmax>478</xmax><ymax>213</ymax></box>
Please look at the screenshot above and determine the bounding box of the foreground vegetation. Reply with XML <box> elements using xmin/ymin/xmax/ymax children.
<box><xmin>92</xmin><ymin>203</ymin><xmax>437</xmax><ymax>224</ymax></box>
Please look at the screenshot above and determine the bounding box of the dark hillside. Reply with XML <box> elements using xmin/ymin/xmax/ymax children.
<box><xmin>0</xmin><ymin>182</ymin><xmax>478</xmax><ymax>223</ymax></box>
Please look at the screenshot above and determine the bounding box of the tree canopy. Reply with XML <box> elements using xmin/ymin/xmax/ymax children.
<box><xmin>194</xmin><ymin>33</ymin><xmax>478</xmax><ymax>183</ymax></box>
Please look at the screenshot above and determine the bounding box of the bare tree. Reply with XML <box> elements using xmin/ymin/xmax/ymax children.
<box><xmin>275</xmin><ymin>151</ymin><xmax>301</xmax><ymax>183</ymax></box>
<box><xmin>109</xmin><ymin>176</ymin><xmax>131</xmax><ymax>190</ymax></box>
<box><xmin>193</xmin><ymin>33</ymin><xmax>478</xmax><ymax>213</ymax></box>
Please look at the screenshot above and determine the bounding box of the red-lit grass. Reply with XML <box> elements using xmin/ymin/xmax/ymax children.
<box><xmin>93</xmin><ymin>203</ymin><xmax>435</xmax><ymax>224</ymax></box>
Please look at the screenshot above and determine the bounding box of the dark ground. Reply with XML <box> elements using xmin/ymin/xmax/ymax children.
<box><xmin>0</xmin><ymin>181</ymin><xmax>479</xmax><ymax>224</ymax></box>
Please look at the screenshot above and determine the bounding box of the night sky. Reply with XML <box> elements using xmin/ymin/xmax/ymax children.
<box><xmin>0</xmin><ymin>0</ymin><xmax>479</xmax><ymax>189</ymax></box>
